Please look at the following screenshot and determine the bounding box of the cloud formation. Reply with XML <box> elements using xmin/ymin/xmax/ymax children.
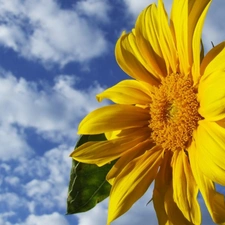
<box><xmin>122</xmin><ymin>0</ymin><xmax>152</xmax><ymax>18</ymax></box>
<box><xmin>0</xmin><ymin>0</ymin><xmax>110</xmax><ymax>66</ymax></box>
<box><xmin>0</xmin><ymin>65</ymin><xmax>107</xmax><ymax>224</ymax></box>
<box><xmin>17</xmin><ymin>213</ymin><xmax>69</xmax><ymax>225</ymax></box>
<box><xmin>75</xmin><ymin>0</ymin><xmax>111</xmax><ymax>22</ymax></box>
<box><xmin>0</xmin><ymin>69</ymin><xmax>105</xmax><ymax>150</ymax></box>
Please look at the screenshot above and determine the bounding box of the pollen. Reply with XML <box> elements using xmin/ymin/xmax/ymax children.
<box><xmin>149</xmin><ymin>73</ymin><xmax>202</xmax><ymax>151</ymax></box>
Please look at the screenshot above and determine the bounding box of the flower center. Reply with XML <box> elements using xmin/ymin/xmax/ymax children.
<box><xmin>149</xmin><ymin>73</ymin><xmax>201</xmax><ymax>151</ymax></box>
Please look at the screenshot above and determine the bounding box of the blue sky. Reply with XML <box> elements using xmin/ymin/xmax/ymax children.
<box><xmin>0</xmin><ymin>0</ymin><xmax>225</xmax><ymax>225</ymax></box>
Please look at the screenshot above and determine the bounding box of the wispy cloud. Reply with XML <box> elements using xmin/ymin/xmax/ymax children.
<box><xmin>0</xmin><ymin>0</ymin><xmax>110</xmax><ymax>67</ymax></box>
<box><xmin>0</xmin><ymin>123</ymin><xmax>31</xmax><ymax>161</ymax></box>
<box><xmin>0</xmin><ymin>64</ymin><xmax>108</xmax><ymax>224</ymax></box>
<box><xmin>1</xmin><ymin>144</ymin><xmax>74</xmax><ymax>223</ymax></box>
<box><xmin>15</xmin><ymin>145</ymin><xmax>72</xmax><ymax>211</ymax></box>
<box><xmin>16</xmin><ymin>212</ymin><xmax>70</xmax><ymax>225</ymax></box>
<box><xmin>0</xmin><ymin>69</ymin><xmax>105</xmax><ymax>147</ymax></box>
<box><xmin>75</xmin><ymin>0</ymin><xmax>111</xmax><ymax>23</ymax></box>
<box><xmin>122</xmin><ymin>0</ymin><xmax>153</xmax><ymax>19</ymax></box>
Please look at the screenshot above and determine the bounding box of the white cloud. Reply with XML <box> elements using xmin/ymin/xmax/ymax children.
<box><xmin>25</xmin><ymin>180</ymin><xmax>51</xmax><ymax>197</ymax></box>
<box><xmin>13</xmin><ymin>145</ymin><xmax>74</xmax><ymax>213</ymax></box>
<box><xmin>122</xmin><ymin>0</ymin><xmax>152</xmax><ymax>18</ymax></box>
<box><xmin>0</xmin><ymin>64</ymin><xmax>109</xmax><ymax>223</ymax></box>
<box><xmin>77</xmin><ymin>199</ymin><xmax>108</xmax><ymax>225</ymax></box>
<box><xmin>0</xmin><ymin>24</ymin><xmax>25</xmax><ymax>51</ymax></box>
<box><xmin>0</xmin><ymin>212</ymin><xmax>15</xmax><ymax>219</ymax></box>
<box><xmin>0</xmin><ymin>0</ymin><xmax>109</xmax><ymax>67</ymax></box>
<box><xmin>0</xmin><ymin>123</ymin><xmax>31</xmax><ymax>161</ymax></box>
<box><xmin>0</xmin><ymin>69</ymin><xmax>105</xmax><ymax>146</ymax></box>
<box><xmin>4</xmin><ymin>176</ymin><xmax>20</xmax><ymax>186</ymax></box>
<box><xmin>75</xmin><ymin>0</ymin><xmax>111</xmax><ymax>22</ymax></box>
<box><xmin>0</xmin><ymin>216</ymin><xmax>12</xmax><ymax>225</ymax></box>
<box><xmin>16</xmin><ymin>212</ymin><xmax>69</xmax><ymax>225</ymax></box>
<box><xmin>1</xmin><ymin>145</ymin><xmax>74</xmax><ymax>222</ymax></box>
<box><xmin>0</xmin><ymin>163</ymin><xmax>10</xmax><ymax>172</ymax></box>
<box><xmin>0</xmin><ymin>192</ymin><xmax>24</xmax><ymax>209</ymax></box>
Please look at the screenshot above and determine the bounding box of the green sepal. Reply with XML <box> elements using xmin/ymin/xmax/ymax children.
<box><xmin>67</xmin><ymin>134</ymin><xmax>115</xmax><ymax>214</ymax></box>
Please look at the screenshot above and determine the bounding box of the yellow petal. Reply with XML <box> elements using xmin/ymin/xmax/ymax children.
<box><xmin>135</xmin><ymin>0</ymin><xmax>178</xmax><ymax>75</ymax></box>
<box><xmin>153</xmin><ymin>152</ymin><xmax>172</xmax><ymax>225</ymax></box>
<box><xmin>106</xmin><ymin>139</ymin><xmax>155</xmax><ymax>185</ymax></box>
<box><xmin>189</xmin><ymin>0</ymin><xmax>211</xmax><ymax>85</ymax></box>
<box><xmin>105</xmin><ymin>127</ymin><xmax>152</xmax><ymax>141</ymax></box>
<box><xmin>157</xmin><ymin>0</ymin><xmax>177</xmax><ymax>74</ymax></box>
<box><xmin>78</xmin><ymin>104</ymin><xmax>150</xmax><ymax>134</ymax></box>
<box><xmin>104</xmin><ymin>130</ymin><xmax>121</xmax><ymax>140</ymax></box>
<box><xmin>198</xmin><ymin>70</ymin><xmax>225</xmax><ymax>121</ymax></box>
<box><xmin>171</xmin><ymin>0</ymin><xmax>189</xmax><ymax>75</ymax></box>
<box><xmin>115</xmin><ymin>30</ymin><xmax>160</xmax><ymax>85</ymax></box>
<box><xmin>107</xmin><ymin>146</ymin><xmax>163</xmax><ymax>225</ymax></box>
<box><xmin>188</xmin><ymin>0</ymin><xmax>195</xmax><ymax>13</ymax></box>
<box><xmin>189</xmin><ymin>138</ymin><xmax>225</xmax><ymax>224</ymax></box>
<box><xmin>96</xmin><ymin>79</ymin><xmax>152</xmax><ymax>105</ymax></box>
<box><xmin>153</xmin><ymin>151</ymin><xmax>195</xmax><ymax>225</ymax></box>
<box><xmin>164</xmin><ymin>185</ymin><xmax>195</xmax><ymax>225</ymax></box>
<box><xmin>135</xmin><ymin>4</ymin><xmax>167</xmax><ymax>78</ymax></box>
<box><xmin>194</xmin><ymin>120</ymin><xmax>225</xmax><ymax>185</ymax></box>
<box><xmin>172</xmin><ymin>150</ymin><xmax>201</xmax><ymax>224</ymax></box>
<box><xmin>200</xmin><ymin>41</ymin><xmax>225</xmax><ymax>77</ymax></box>
<box><xmin>70</xmin><ymin>131</ymin><xmax>149</xmax><ymax>166</ymax></box>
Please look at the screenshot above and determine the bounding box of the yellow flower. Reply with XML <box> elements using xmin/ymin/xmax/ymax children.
<box><xmin>71</xmin><ymin>0</ymin><xmax>225</xmax><ymax>224</ymax></box>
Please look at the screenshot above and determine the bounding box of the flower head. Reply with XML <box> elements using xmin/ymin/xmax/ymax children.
<box><xmin>71</xmin><ymin>0</ymin><xmax>225</xmax><ymax>224</ymax></box>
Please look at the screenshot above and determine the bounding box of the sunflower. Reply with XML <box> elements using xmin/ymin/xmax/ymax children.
<box><xmin>71</xmin><ymin>0</ymin><xmax>225</xmax><ymax>224</ymax></box>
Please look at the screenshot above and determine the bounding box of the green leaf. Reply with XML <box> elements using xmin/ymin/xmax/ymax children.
<box><xmin>67</xmin><ymin>134</ymin><xmax>115</xmax><ymax>214</ymax></box>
